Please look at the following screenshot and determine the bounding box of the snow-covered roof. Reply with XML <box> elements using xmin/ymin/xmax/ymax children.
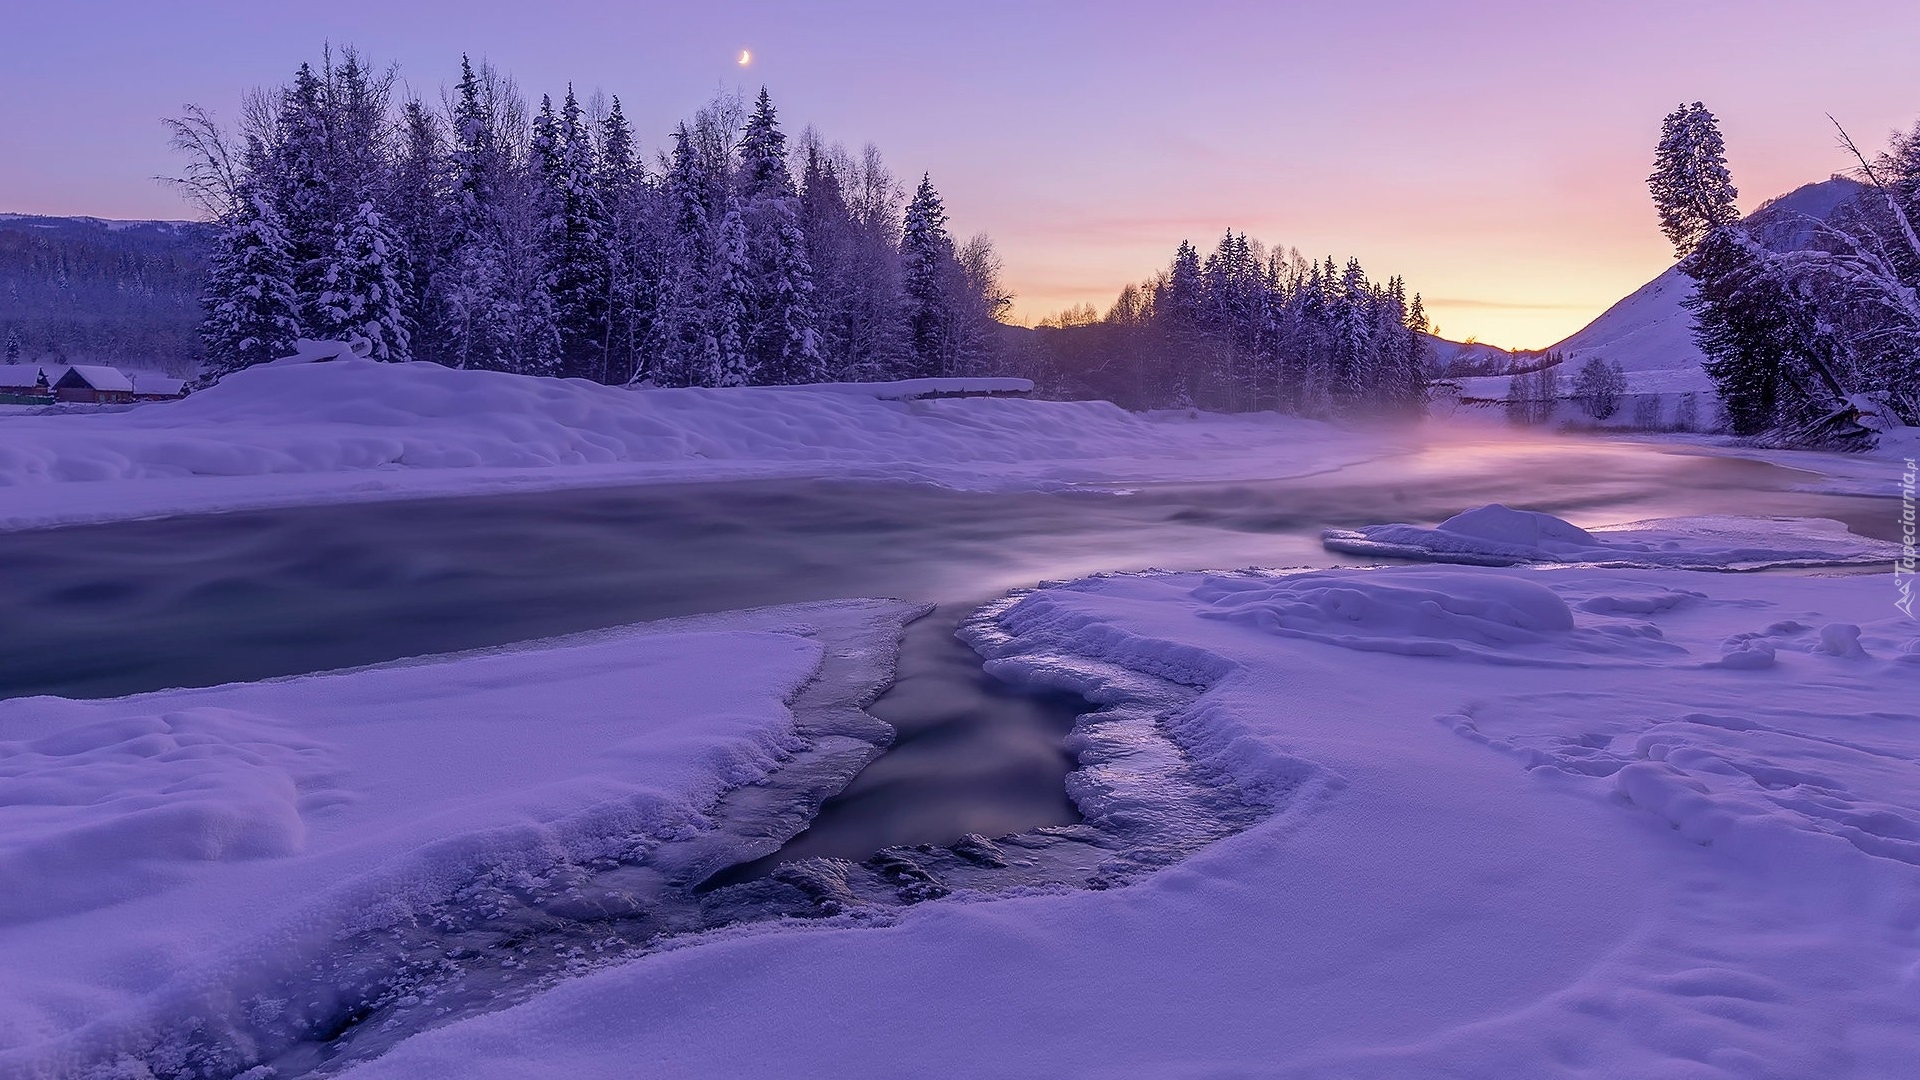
<box><xmin>57</xmin><ymin>365</ymin><xmax>135</xmax><ymax>393</ymax></box>
<box><xmin>129</xmin><ymin>375</ymin><xmax>188</xmax><ymax>396</ymax></box>
<box><xmin>0</xmin><ymin>365</ymin><xmax>50</xmax><ymax>390</ymax></box>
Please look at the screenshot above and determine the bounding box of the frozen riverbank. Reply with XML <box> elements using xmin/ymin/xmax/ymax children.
<box><xmin>332</xmin><ymin>564</ymin><xmax>1920</xmax><ymax>1079</ymax></box>
<box><xmin>0</xmin><ymin>361</ymin><xmax>1392</xmax><ymax>531</ymax></box>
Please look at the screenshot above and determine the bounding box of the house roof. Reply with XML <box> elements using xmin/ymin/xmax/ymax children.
<box><xmin>130</xmin><ymin>375</ymin><xmax>188</xmax><ymax>396</ymax></box>
<box><xmin>55</xmin><ymin>365</ymin><xmax>135</xmax><ymax>393</ymax></box>
<box><xmin>0</xmin><ymin>365</ymin><xmax>50</xmax><ymax>390</ymax></box>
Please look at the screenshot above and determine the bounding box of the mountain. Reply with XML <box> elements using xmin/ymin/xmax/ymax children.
<box><xmin>0</xmin><ymin>213</ymin><xmax>213</xmax><ymax>377</ymax></box>
<box><xmin>1548</xmin><ymin>177</ymin><xmax>1865</xmax><ymax>392</ymax></box>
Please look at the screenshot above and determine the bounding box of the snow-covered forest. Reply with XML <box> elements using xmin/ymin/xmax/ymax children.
<box><xmin>0</xmin><ymin>216</ymin><xmax>209</xmax><ymax>374</ymax></box>
<box><xmin>173</xmin><ymin>49</ymin><xmax>1014</xmax><ymax>389</ymax></box>
<box><xmin>171</xmin><ymin>48</ymin><xmax>1438</xmax><ymax>418</ymax></box>
<box><xmin>1021</xmin><ymin>235</ymin><xmax>1433</xmax><ymax>415</ymax></box>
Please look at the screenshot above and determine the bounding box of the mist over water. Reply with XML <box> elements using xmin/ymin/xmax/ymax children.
<box><xmin>0</xmin><ymin>431</ymin><xmax>1894</xmax><ymax>858</ymax></box>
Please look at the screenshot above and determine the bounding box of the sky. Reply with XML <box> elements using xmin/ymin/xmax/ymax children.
<box><xmin>2</xmin><ymin>0</ymin><xmax>1917</xmax><ymax>349</ymax></box>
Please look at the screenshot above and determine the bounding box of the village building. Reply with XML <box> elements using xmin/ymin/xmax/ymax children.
<box><xmin>0</xmin><ymin>364</ymin><xmax>55</xmax><ymax>404</ymax></box>
<box><xmin>53</xmin><ymin>365</ymin><xmax>136</xmax><ymax>404</ymax></box>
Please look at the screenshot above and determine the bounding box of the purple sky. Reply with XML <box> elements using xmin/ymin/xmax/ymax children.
<box><xmin>3</xmin><ymin>0</ymin><xmax>1917</xmax><ymax>347</ymax></box>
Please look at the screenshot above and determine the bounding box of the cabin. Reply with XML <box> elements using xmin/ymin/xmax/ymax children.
<box><xmin>0</xmin><ymin>365</ymin><xmax>54</xmax><ymax>405</ymax></box>
<box><xmin>53</xmin><ymin>365</ymin><xmax>136</xmax><ymax>404</ymax></box>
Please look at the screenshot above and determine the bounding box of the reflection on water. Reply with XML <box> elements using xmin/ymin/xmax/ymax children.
<box><xmin>0</xmin><ymin>431</ymin><xmax>1897</xmax><ymax>858</ymax></box>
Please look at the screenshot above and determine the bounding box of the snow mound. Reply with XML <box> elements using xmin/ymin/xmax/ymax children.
<box><xmin>1193</xmin><ymin>568</ymin><xmax>1575</xmax><ymax>658</ymax></box>
<box><xmin>1324</xmin><ymin>504</ymin><xmax>1899</xmax><ymax>570</ymax></box>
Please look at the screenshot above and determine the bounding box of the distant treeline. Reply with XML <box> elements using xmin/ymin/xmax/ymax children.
<box><xmin>1012</xmin><ymin>233</ymin><xmax>1431</xmax><ymax>416</ymax></box>
<box><xmin>0</xmin><ymin>217</ymin><xmax>209</xmax><ymax>376</ymax></box>
<box><xmin>173</xmin><ymin>48</ymin><xmax>1011</xmax><ymax>387</ymax></box>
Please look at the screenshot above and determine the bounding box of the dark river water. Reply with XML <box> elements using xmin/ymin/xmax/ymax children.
<box><xmin>0</xmin><ymin>431</ymin><xmax>1898</xmax><ymax>861</ymax></box>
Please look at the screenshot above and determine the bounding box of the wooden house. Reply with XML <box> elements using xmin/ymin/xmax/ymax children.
<box><xmin>53</xmin><ymin>365</ymin><xmax>136</xmax><ymax>404</ymax></box>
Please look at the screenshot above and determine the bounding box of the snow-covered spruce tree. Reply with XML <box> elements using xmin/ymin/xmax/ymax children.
<box><xmin>1331</xmin><ymin>258</ymin><xmax>1375</xmax><ymax>412</ymax></box>
<box><xmin>4</xmin><ymin>331</ymin><xmax>18</xmax><ymax>364</ymax></box>
<box><xmin>387</xmin><ymin>99</ymin><xmax>447</xmax><ymax>366</ymax></box>
<box><xmin>263</xmin><ymin>50</ymin><xmax>403</xmax><ymax>338</ymax></box>
<box><xmin>311</xmin><ymin>200</ymin><xmax>410</xmax><ymax>360</ymax></box>
<box><xmin>657</xmin><ymin>120</ymin><xmax>731</xmax><ymax>387</ymax></box>
<box><xmin>597</xmin><ymin>96</ymin><xmax>654</xmax><ymax>386</ymax></box>
<box><xmin>900</xmin><ymin>173</ymin><xmax>957</xmax><ymax>378</ymax></box>
<box><xmin>198</xmin><ymin>187</ymin><xmax>303</xmax><ymax>381</ymax></box>
<box><xmin>738</xmin><ymin>89</ymin><xmax>823</xmax><ymax>384</ymax></box>
<box><xmin>440</xmin><ymin>57</ymin><xmax>517</xmax><ymax>372</ymax></box>
<box><xmin>712</xmin><ymin>199</ymin><xmax>754</xmax><ymax>387</ymax></box>
<box><xmin>1649</xmin><ymin>102</ymin><xmax>1740</xmax><ymax>257</ymax></box>
<box><xmin>1197</xmin><ymin>231</ymin><xmax>1266</xmax><ymax>410</ymax></box>
<box><xmin>535</xmin><ymin>87</ymin><xmax>611</xmax><ymax>381</ymax></box>
<box><xmin>1571</xmin><ymin>356</ymin><xmax>1626</xmax><ymax>420</ymax></box>
<box><xmin>1152</xmin><ymin>239</ymin><xmax>1206</xmax><ymax>406</ymax></box>
<box><xmin>1651</xmin><ymin>102</ymin><xmax>1853</xmax><ymax>440</ymax></box>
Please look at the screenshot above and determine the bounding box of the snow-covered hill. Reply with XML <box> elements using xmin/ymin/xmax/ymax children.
<box><xmin>1549</xmin><ymin>177</ymin><xmax>1864</xmax><ymax>392</ymax></box>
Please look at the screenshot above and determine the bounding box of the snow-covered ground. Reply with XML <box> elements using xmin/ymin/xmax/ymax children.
<box><xmin>0</xmin><ymin>599</ymin><xmax>918</xmax><ymax>1076</ymax></box>
<box><xmin>4</xmin><ymin>354</ymin><xmax>1915</xmax><ymax>1077</ymax></box>
<box><xmin>0</xmin><ymin>360</ymin><xmax>1389</xmax><ymax>531</ymax></box>
<box><xmin>320</xmin><ymin>563</ymin><xmax>1920</xmax><ymax>1079</ymax></box>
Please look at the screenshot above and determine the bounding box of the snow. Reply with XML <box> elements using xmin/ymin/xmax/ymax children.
<box><xmin>328</xmin><ymin>564</ymin><xmax>1920</xmax><ymax>1079</ymax></box>
<box><xmin>1546</xmin><ymin>179</ymin><xmax>1865</xmax><ymax>397</ymax></box>
<box><xmin>1322</xmin><ymin>503</ymin><xmax>1903</xmax><ymax>569</ymax></box>
<box><xmin>0</xmin><ymin>359</ymin><xmax>1391</xmax><ymax>531</ymax></box>
<box><xmin>760</xmin><ymin>376</ymin><xmax>1033</xmax><ymax>400</ymax></box>
<box><xmin>267</xmin><ymin>337</ymin><xmax>373</xmax><ymax>366</ymax></box>
<box><xmin>0</xmin><ymin>600</ymin><xmax>913</xmax><ymax>1073</ymax></box>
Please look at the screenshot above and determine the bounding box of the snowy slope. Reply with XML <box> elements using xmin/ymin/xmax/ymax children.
<box><xmin>332</xmin><ymin>564</ymin><xmax>1920</xmax><ymax>1079</ymax></box>
<box><xmin>1550</xmin><ymin>178</ymin><xmax>1865</xmax><ymax>393</ymax></box>
<box><xmin>0</xmin><ymin>360</ymin><xmax>1394</xmax><ymax>531</ymax></box>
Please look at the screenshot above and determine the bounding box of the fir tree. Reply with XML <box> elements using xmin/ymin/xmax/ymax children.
<box><xmin>199</xmin><ymin>188</ymin><xmax>303</xmax><ymax>381</ymax></box>
<box><xmin>1649</xmin><ymin>103</ymin><xmax>1740</xmax><ymax>259</ymax></box>
<box><xmin>388</xmin><ymin>99</ymin><xmax>447</xmax><ymax>365</ymax></box>
<box><xmin>738</xmin><ymin>89</ymin><xmax>822</xmax><ymax>384</ymax></box>
<box><xmin>312</xmin><ymin>201</ymin><xmax>410</xmax><ymax>360</ymax></box>
<box><xmin>658</xmin><ymin>122</ymin><xmax>724</xmax><ymax>387</ymax></box>
<box><xmin>597</xmin><ymin>96</ymin><xmax>650</xmax><ymax>385</ymax></box>
<box><xmin>441</xmin><ymin>56</ymin><xmax>513</xmax><ymax>372</ymax></box>
<box><xmin>551</xmin><ymin>88</ymin><xmax>612</xmax><ymax>380</ymax></box>
<box><xmin>900</xmin><ymin>173</ymin><xmax>955</xmax><ymax>378</ymax></box>
<box><xmin>4</xmin><ymin>331</ymin><xmax>18</xmax><ymax>364</ymax></box>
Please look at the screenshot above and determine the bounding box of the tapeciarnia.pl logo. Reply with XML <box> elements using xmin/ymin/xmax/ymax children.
<box><xmin>1899</xmin><ymin>457</ymin><xmax>1916</xmax><ymax>619</ymax></box>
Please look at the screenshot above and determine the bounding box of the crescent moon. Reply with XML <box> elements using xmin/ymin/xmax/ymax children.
<box><xmin>738</xmin><ymin>49</ymin><xmax>752</xmax><ymax>66</ymax></box>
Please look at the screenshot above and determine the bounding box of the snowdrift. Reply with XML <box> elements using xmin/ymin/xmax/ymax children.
<box><xmin>1322</xmin><ymin>503</ymin><xmax>1900</xmax><ymax>569</ymax></box>
<box><xmin>0</xmin><ymin>360</ymin><xmax>1386</xmax><ymax>530</ymax></box>
<box><xmin>329</xmin><ymin>566</ymin><xmax>1920</xmax><ymax>1079</ymax></box>
<box><xmin>0</xmin><ymin>600</ymin><xmax>915</xmax><ymax>1075</ymax></box>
